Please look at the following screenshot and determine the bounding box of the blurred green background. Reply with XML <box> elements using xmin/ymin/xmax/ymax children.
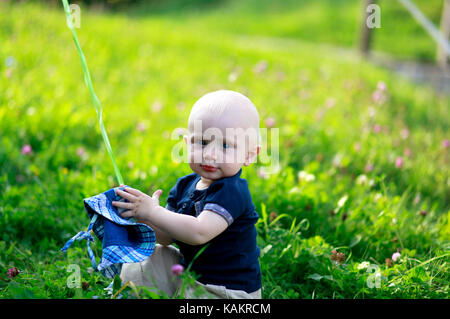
<box><xmin>0</xmin><ymin>0</ymin><xmax>449</xmax><ymax>299</ymax></box>
<box><xmin>37</xmin><ymin>0</ymin><xmax>447</xmax><ymax>61</ymax></box>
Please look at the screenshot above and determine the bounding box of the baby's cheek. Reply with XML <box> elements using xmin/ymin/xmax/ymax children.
<box><xmin>188</xmin><ymin>147</ymin><xmax>203</xmax><ymax>164</ymax></box>
<box><xmin>231</xmin><ymin>147</ymin><xmax>247</xmax><ymax>163</ymax></box>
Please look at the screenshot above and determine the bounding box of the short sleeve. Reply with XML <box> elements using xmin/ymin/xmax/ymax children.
<box><xmin>203</xmin><ymin>181</ymin><xmax>247</xmax><ymax>226</ymax></box>
<box><xmin>165</xmin><ymin>183</ymin><xmax>179</xmax><ymax>212</ymax></box>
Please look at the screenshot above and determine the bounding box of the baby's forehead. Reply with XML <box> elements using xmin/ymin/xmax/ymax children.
<box><xmin>189</xmin><ymin>90</ymin><xmax>259</xmax><ymax>120</ymax></box>
<box><xmin>187</xmin><ymin>90</ymin><xmax>260</xmax><ymax>139</ymax></box>
<box><xmin>190</xmin><ymin>102</ymin><xmax>255</xmax><ymax>120</ymax></box>
<box><xmin>189</xmin><ymin>103</ymin><xmax>258</xmax><ymax>130</ymax></box>
<box><xmin>187</xmin><ymin>109</ymin><xmax>256</xmax><ymax>133</ymax></box>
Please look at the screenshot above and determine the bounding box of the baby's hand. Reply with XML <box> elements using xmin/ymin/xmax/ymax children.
<box><xmin>112</xmin><ymin>187</ymin><xmax>163</xmax><ymax>223</ymax></box>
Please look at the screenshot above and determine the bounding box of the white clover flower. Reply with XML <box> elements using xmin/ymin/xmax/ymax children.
<box><xmin>298</xmin><ymin>171</ymin><xmax>307</xmax><ymax>180</ymax></box>
<box><xmin>357</xmin><ymin>261</ymin><xmax>370</xmax><ymax>270</ymax></box>
<box><xmin>332</xmin><ymin>153</ymin><xmax>343</xmax><ymax>167</ymax></box>
<box><xmin>356</xmin><ymin>174</ymin><xmax>368</xmax><ymax>185</ymax></box>
<box><xmin>374</xmin><ymin>193</ymin><xmax>383</xmax><ymax>202</ymax></box>
<box><xmin>298</xmin><ymin>170</ymin><xmax>315</xmax><ymax>182</ymax></box>
<box><xmin>337</xmin><ymin>195</ymin><xmax>348</xmax><ymax>208</ymax></box>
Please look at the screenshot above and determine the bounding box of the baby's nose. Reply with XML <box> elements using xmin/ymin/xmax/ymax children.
<box><xmin>203</xmin><ymin>143</ymin><xmax>218</xmax><ymax>161</ymax></box>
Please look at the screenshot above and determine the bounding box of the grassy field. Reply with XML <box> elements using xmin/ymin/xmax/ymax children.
<box><xmin>126</xmin><ymin>0</ymin><xmax>445</xmax><ymax>62</ymax></box>
<box><xmin>0</xmin><ymin>1</ymin><xmax>449</xmax><ymax>298</ymax></box>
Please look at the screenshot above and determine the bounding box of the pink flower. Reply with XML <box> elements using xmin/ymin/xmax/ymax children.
<box><xmin>395</xmin><ymin>157</ymin><xmax>403</xmax><ymax>168</ymax></box>
<box><xmin>137</xmin><ymin>122</ymin><xmax>147</xmax><ymax>132</ymax></box>
<box><xmin>5</xmin><ymin>68</ymin><xmax>13</xmax><ymax>78</ymax></box>
<box><xmin>151</xmin><ymin>101</ymin><xmax>163</xmax><ymax>113</ymax></box>
<box><xmin>377</xmin><ymin>81</ymin><xmax>387</xmax><ymax>92</ymax></box>
<box><xmin>257</xmin><ymin>167</ymin><xmax>267</xmax><ymax>179</ymax></box>
<box><xmin>21</xmin><ymin>144</ymin><xmax>32</xmax><ymax>155</ymax></box>
<box><xmin>265</xmin><ymin>117</ymin><xmax>275</xmax><ymax>128</ymax></box>
<box><xmin>176</xmin><ymin>102</ymin><xmax>186</xmax><ymax>111</ymax></box>
<box><xmin>171</xmin><ymin>264</ymin><xmax>184</xmax><ymax>275</ymax></box>
<box><xmin>372</xmin><ymin>91</ymin><xmax>382</xmax><ymax>103</ymax></box>
<box><xmin>372</xmin><ymin>83</ymin><xmax>387</xmax><ymax>104</ymax></box>
<box><xmin>401</xmin><ymin>128</ymin><xmax>409</xmax><ymax>139</ymax></box>
<box><xmin>443</xmin><ymin>139</ymin><xmax>449</xmax><ymax>149</ymax></box>
<box><xmin>353</xmin><ymin>142</ymin><xmax>361</xmax><ymax>152</ymax></box>
<box><xmin>404</xmin><ymin>148</ymin><xmax>411</xmax><ymax>157</ymax></box>
<box><xmin>253</xmin><ymin>60</ymin><xmax>268</xmax><ymax>74</ymax></box>
<box><xmin>7</xmin><ymin>267</ymin><xmax>19</xmax><ymax>278</ymax></box>
<box><xmin>392</xmin><ymin>252</ymin><xmax>401</xmax><ymax>262</ymax></box>
<box><xmin>325</xmin><ymin>98</ymin><xmax>335</xmax><ymax>108</ymax></box>
<box><xmin>174</xmin><ymin>127</ymin><xmax>186</xmax><ymax>137</ymax></box>
<box><xmin>364</xmin><ymin>163</ymin><xmax>374</xmax><ymax>173</ymax></box>
<box><xmin>373</xmin><ymin>124</ymin><xmax>381</xmax><ymax>133</ymax></box>
<box><xmin>76</xmin><ymin>147</ymin><xmax>85</xmax><ymax>157</ymax></box>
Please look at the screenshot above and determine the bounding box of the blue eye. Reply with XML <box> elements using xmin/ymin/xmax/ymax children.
<box><xmin>223</xmin><ymin>143</ymin><xmax>230</xmax><ymax>149</ymax></box>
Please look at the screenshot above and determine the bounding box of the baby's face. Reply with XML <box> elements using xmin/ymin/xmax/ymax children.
<box><xmin>185</xmin><ymin>94</ymin><xmax>260</xmax><ymax>182</ymax></box>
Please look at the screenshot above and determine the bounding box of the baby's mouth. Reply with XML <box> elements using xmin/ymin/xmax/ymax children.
<box><xmin>200</xmin><ymin>164</ymin><xmax>218</xmax><ymax>172</ymax></box>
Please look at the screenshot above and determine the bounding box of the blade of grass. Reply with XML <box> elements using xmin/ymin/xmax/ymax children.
<box><xmin>61</xmin><ymin>0</ymin><xmax>124</xmax><ymax>185</ymax></box>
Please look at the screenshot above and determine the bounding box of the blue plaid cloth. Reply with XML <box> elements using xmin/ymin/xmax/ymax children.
<box><xmin>61</xmin><ymin>186</ymin><xmax>156</xmax><ymax>278</ymax></box>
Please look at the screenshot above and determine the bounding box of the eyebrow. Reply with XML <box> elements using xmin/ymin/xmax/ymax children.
<box><xmin>189</xmin><ymin>135</ymin><xmax>235</xmax><ymax>145</ymax></box>
<box><xmin>190</xmin><ymin>135</ymin><xmax>204</xmax><ymax>142</ymax></box>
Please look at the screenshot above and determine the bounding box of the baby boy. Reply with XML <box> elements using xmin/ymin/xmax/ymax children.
<box><xmin>114</xmin><ymin>90</ymin><xmax>262</xmax><ymax>298</ymax></box>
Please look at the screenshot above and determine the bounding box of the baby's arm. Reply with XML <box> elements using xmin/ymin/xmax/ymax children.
<box><xmin>146</xmin><ymin>207</ymin><xmax>228</xmax><ymax>246</ymax></box>
<box><xmin>143</xmin><ymin>220</ymin><xmax>174</xmax><ymax>246</ymax></box>
<box><xmin>113</xmin><ymin>187</ymin><xmax>228</xmax><ymax>245</ymax></box>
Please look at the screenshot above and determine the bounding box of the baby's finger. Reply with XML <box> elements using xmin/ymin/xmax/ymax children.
<box><xmin>120</xmin><ymin>210</ymin><xmax>134</xmax><ymax>218</ymax></box>
<box><xmin>123</xmin><ymin>187</ymin><xmax>143</xmax><ymax>197</ymax></box>
<box><xmin>152</xmin><ymin>189</ymin><xmax>163</xmax><ymax>199</ymax></box>
<box><xmin>112</xmin><ymin>201</ymin><xmax>134</xmax><ymax>210</ymax></box>
<box><xmin>115</xmin><ymin>189</ymin><xmax>137</xmax><ymax>201</ymax></box>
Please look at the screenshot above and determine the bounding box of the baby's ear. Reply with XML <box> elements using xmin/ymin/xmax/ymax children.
<box><xmin>183</xmin><ymin>135</ymin><xmax>188</xmax><ymax>144</ymax></box>
<box><xmin>244</xmin><ymin>145</ymin><xmax>261</xmax><ymax>166</ymax></box>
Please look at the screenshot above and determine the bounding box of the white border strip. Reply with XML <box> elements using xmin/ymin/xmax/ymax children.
<box><xmin>398</xmin><ymin>0</ymin><xmax>450</xmax><ymax>57</ymax></box>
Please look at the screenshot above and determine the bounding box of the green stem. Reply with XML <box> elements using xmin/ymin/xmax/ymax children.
<box><xmin>61</xmin><ymin>0</ymin><xmax>124</xmax><ymax>186</ymax></box>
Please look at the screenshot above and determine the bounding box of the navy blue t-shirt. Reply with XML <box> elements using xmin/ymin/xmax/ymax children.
<box><xmin>165</xmin><ymin>168</ymin><xmax>261</xmax><ymax>293</ymax></box>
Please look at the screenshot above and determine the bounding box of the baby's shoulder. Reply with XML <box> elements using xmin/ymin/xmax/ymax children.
<box><xmin>177</xmin><ymin>172</ymin><xmax>198</xmax><ymax>183</ymax></box>
<box><xmin>208</xmin><ymin>176</ymin><xmax>252</xmax><ymax>202</ymax></box>
<box><xmin>174</xmin><ymin>172</ymin><xmax>198</xmax><ymax>190</ymax></box>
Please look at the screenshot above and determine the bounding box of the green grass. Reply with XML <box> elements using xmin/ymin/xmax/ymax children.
<box><xmin>0</xmin><ymin>1</ymin><xmax>449</xmax><ymax>298</ymax></box>
<box><xmin>126</xmin><ymin>0</ymin><xmax>445</xmax><ymax>62</ymax></box>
